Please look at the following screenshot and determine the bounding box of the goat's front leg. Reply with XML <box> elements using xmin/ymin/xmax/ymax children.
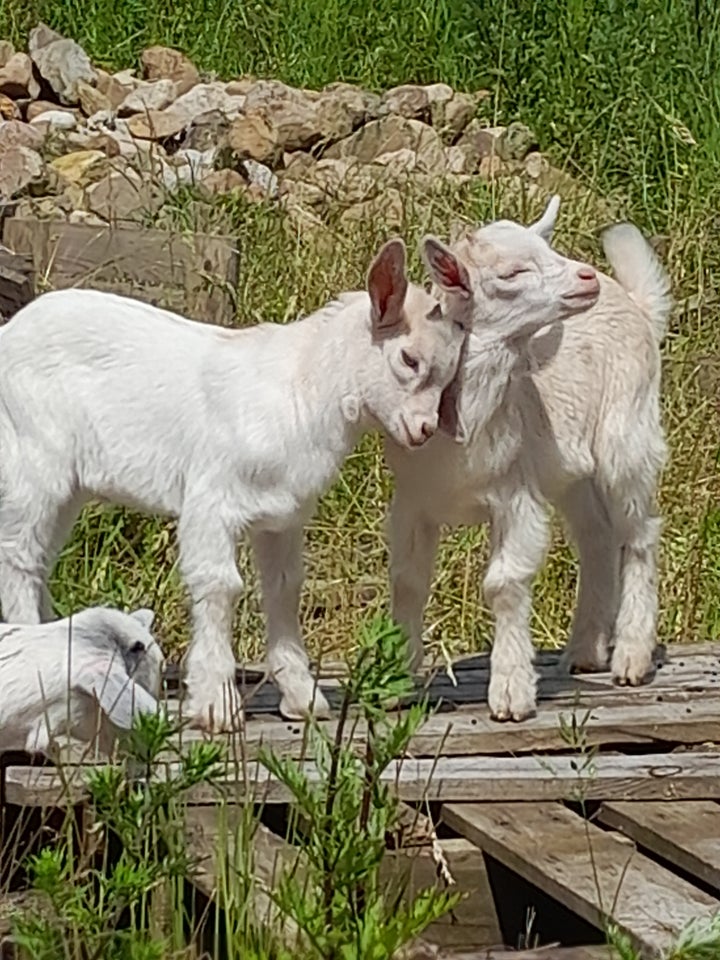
<box><xmin>484</xmin><ymin>489</ymin><xmax>550</xmax><ymax>722</ymax></box>
<box><xmin>250</xmin><ymin>525</ymin><xmax>330</xmax><ymax>721</ymax></box>
<box><xmin>388</xmin><ymin>491</ymin><xmax>441</xmax><ymax>673</ymax></box>
<box><xmin>179</xmin><ymin>508</ymin><xmax>243</xmax><ymax>732</ymax></box>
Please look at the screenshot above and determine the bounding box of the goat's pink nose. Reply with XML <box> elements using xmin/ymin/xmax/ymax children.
<box><xmin>421</xmin><ymin>421</ymin><xmax>436</xmax><ymax>440</ymax></box>
<box><xmin>577</xmin><ymin>266</ymin><xmax>597</xmax><ymax>282</ymax></box>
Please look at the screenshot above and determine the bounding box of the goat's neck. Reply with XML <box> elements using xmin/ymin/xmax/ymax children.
<box><xmin>459</xmin><ymin>330</ymin><xmax>523</xmax><ymax>440</ymax></box>
<box><xmin>290</xmin><ymin>306</ymin><xmax>374</xmax><ymax>464</ymax></box>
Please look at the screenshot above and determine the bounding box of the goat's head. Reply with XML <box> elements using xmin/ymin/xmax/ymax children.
<box><xmin>364</xmin><ymin>237</ymin><xmax>469</xmax><ymax>449</ymax></box>
<box><xmin>421</xmin><ymin>195</ymin><xmax>601</xmax><ymax>347</ymax></box>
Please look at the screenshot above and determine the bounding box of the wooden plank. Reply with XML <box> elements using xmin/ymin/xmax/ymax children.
<box><xmin>7</xmin><ymin>694</ymin><xmax>717</xmax><ymax>789</ymax></box>
<box><xmin>381</xmin><ymin>837</ymin><xmax>502</xmax><ymax>949</ymax></box>
<box><xmin>7</xmin><ymin>752</ymin><xmax>720</xmax><ymax>808</ymax></box>
<box><xmin>189</xmin><ymin>696</ymin><xmax>720</xmax><ymax>757</ymax></box>
<box><xmin>234</xmin><ymin>641</ymin><xmax>720</xmax><ymax>684</ymax></box>
<box><xmin>3</xmin><ymin>217</ymin><xmax>239</xmax><ymax>326</ymax></box>
<box><xmin>454</xmin><ymin>948</ymin><xmax>610</xmax><ymax>959</ymax></box>
<box><xmin>0</xmin><ymin>245</ymin><xmax>33</xmax><ymax>321</ymax></box>
<box><xmin>442</xmin><ymin>801</ymin><xmax>719</xmax><ymax>958</ymax></box>
<box><xmin>598</xmin><ymin>801</ymin><xmax>720</xmax><ymax>892</ymax></box>
<box><xmin>184</xmin><ymin>805</ymin><xmax>304</xmax><ymax>951</ymax></box>
<box><xmin>412</xmin><ymin>948</ymin><xmax>611</xmax><ymax>960</ymax></box>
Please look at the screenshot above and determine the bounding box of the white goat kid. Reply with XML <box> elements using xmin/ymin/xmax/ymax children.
<box><xmin>387</xmin><ymin>198</ymin><xmax>669</xmax><ymax>721</ymax></box>
<box><xmin>0</xmin><ymin>239</ymin><xmax>468</xmax><ymax>731</ymax></box>
<box><xmin>0</xmin><ymin>606</ymin><xmax>162</xmax><ymax>756</ymax></box>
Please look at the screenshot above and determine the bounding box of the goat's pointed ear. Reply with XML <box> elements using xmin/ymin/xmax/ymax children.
<box><xmin>421</xmin><ymin>236</ymin><xmax>472</xmax><ymax>299</ymax></box>
<box><xmin>367</xmin><ymin>238</ymin><xmax>408</xmax><ymax>331</ymax></box>
<box><xmin>529</xmin><ymin>194</ymin><xmax>560</xmax><ymax>241</ymax></box>
<box><xmin>130</xmin><ymin>608</ymin><xmax>155</xmax><ymax>631</ymax></box>
<box><xmin>438</xmin><ymin>342</ymin><xmax>468</xmax><ymax>443</ymax></box>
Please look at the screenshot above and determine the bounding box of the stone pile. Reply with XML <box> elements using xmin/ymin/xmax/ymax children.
<box><xmin>0</xmin><ymin>24</ymin><xmax>579</xmax><ymax>229</ymax></box>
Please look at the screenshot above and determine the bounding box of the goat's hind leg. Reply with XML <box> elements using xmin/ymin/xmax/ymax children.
<box><xmin>251</xmin><ymin>525</ymin><xmax>330</xmax><ymax>721</ymax></box>
<box><xmin>610</xmin><ymin>502</ymin><xmax>661</xmax><ymax>686</ymax></box>
<box><xmin>559</xmin><ymin>479</ymin><xmax>620</xmax><ymax>675</ymax></box>
<box><xmin>388</xmin><ymin>490</ymin><xmax>441</xmax><ymax>673</ymax></box>
<box><xmin>0</xmin><ymin>483</ymin><xmax>81</xmax><ymax>624</ymax></box>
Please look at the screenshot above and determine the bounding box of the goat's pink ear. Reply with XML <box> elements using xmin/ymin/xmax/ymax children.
<box><xmin>529</xmin><ymin>194</ymin><xmax>560</xmax><ymax>241</ymax></box>
<box><xmin>368</xmin><ymin>238</ymin><xmax>408</xmax><ymax>331</ymax></box>
<box><xmin>421</xmin><ymin>237</ymin><xmax>472</xmax><ymax>299</ymax></box>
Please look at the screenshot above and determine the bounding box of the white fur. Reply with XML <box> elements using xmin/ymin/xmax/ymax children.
<box><xmin>0</xmin><ymin>239</ymin><xmax>467</xmax><ymax>731</ymax></box>
<box><xmin>0</xmin><ymin>607</ymin><xmax>163</xmax><ymax>756</ymax></box>
<box><xmin>386</xmin><ymin>198</ymin><xmax>671</xmax><ymax>721</ymax></box>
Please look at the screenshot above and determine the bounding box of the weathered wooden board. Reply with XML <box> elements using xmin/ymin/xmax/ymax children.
<box><xmin>381</xmin><ymin>837</ymin><xmax>502</xmax><ymax>949</ymax></box>
<box><xmin>165</xmin><ymin>653</ymin><xmax>720</xmax><ymax>710</ymax></box>
<box><xmin>7</xmin><ymin>752</ymin><xmax>720</xmax><ymax>808</ymax></box>
<box><xmin>442</xmin><ymin>802</ymin><xmax>719</xmax><ymax>959</ymax></box>
<box><xmin>184</xmin><ymin>805</ymin><xmax>304</xmax><ymax>950</ymax></box>
<box><xmin>216</xmin><ymin>641</ymin><xmax>719</xmax><ymax>689</ymax></box>
<box><xmin>598</xmin><ymin>800</ymin><xmax>720</xmax><ymax>893</ymax></box>
<box><xmin>0</xmin><ymin>244</ymin><xmax>33</xmax><ymax>321</ymax></box>
<box><xmin>465</xmin><ymin>948</ymin><xmax>611</xmax><ymax>960</ymax></box>
<box><xmin>444</xmin><ymin>948</ymin><xmax>611</xmax><ymax>960</ymax></box>
<box><xmin>2</xmin><ymin>217</ymin><xmax>239</xmax><ymax>325</ymax></box>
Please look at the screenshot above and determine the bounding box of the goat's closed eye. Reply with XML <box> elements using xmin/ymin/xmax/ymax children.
<box><xmin>498</xmin><ymin>267</ymin><xmax>529</xmax><ymax>281</ymax></box>
<box><xmin>401</xmin><ymin>350</ymin><xmax>419</xmax><ymax>371</ymax></box>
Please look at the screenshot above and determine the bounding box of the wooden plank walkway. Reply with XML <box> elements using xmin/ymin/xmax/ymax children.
<box><xmin>442</xmin><ymin>801</ymin><xmax>720</xmax><ymax>958</ymax></box>
<box><xmin>2</xmin><ymin>642</ymin><xmax>719</xmax><ymax>959</ymax></box>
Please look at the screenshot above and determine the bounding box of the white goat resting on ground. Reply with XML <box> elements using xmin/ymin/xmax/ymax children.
<box><xmin>0</xmin><ymin>606</ymin><xmax>162</xmax><ymax>756</ymax></box>
<box><xmin>386</xmin><ymin>197</ymin><xmax>671</xmax><ymax>721</ymax></box>
<box><xmin>0</xmin><ymin>239</ymin><xmax>469</xmax><ymax>731</ymax></box>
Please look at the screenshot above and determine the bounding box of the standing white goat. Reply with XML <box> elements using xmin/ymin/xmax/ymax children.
<box><xmin>0</xmin><ymin>239</ymin><xmax>469</xmax><ymax>732</ymax></box>
<box><xmin>386</xmin><ymin>197</ymin><xmax>671</xmax><ymax>721</ymax></box>
<box><xmin>0</xmin><ymin>606</ymin><xmax>162</xmax><ymax>756</ymax></box>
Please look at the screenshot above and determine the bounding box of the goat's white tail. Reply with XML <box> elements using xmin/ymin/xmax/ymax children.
<box><xmin>601</xmin><ymin>223</ymin><xmax>672</xmax><ymax>343</ymax></box>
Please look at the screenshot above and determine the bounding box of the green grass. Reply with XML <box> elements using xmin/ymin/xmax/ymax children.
<box><xmin>1</xmin><ymin>0</ymin><xmax>719</xmax><ymax>663</ymax></box>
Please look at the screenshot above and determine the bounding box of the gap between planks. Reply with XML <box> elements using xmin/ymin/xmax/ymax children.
<box><xmin>442</xmin><ymin>801</ymin><xmax>719</xmax><ymax>959</ymax></box>
<box><xmin>5</xmin><ymin>751</ymin><xmax>720</xmax><ymax>808</ymax></box>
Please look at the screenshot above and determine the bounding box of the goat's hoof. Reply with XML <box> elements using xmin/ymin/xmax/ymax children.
<box><xmin>490</xmin><ymin>707</ymin><xmax>537</xmax><ymax>723</ymax></box>
<box><xmin>610</xmin><ymin>646</ymin><xmax>655</xmax><ymax>687</ymax></box>
<box><xmin>185</xmin><ymin>684</ymin><xmax>244</xmax><ymax>733</ymax></box>
<box><xmin>279</xmin><ymin>685</ymin><xmax>331</xmax><ymax>721</ymax></box>
<box><xmin>559</xmin><ymin>641</ymin><xmax>610</xmax><ymax>675</ymax></box>
<box><xmin>562</xmin><ymin>654</ymin><xmax>610</xmax><ymax>675</ymax></box>
<box><xmin>488</xmin><ymin>671</ymin><xmax>537</xmax><ymax>724</ymax></box>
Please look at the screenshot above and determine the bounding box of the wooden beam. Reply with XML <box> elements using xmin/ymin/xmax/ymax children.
<box><xmin>442</xmin><ymin>801</ymin><xmax>719</xmax><ymax>958</ymax></box>
<box><xmin>0</xmin><ymin>245</ymin><xmax>33</xmax><ymax>322</ymax></box>
<box><xmin>3</xmin><ymin>217</ymin><xmax>239</xmax><ymax>326</ymax></box>
<box><xmin>598</xmin><ymin>800</ymin><xmax>720</xmax><ymax>893</ymax></box>
<box><xmin>184</xmin><ymin>805</ymin><xmax>305</xmax><ymax>952</ymax></box>
<box><xmin>381</xmin><ymin>837</ymin><xmax>502</xmax><ymax>949</ymax></box>
<box><xmin>7</xmin><ymin>751</ymin><xmax>720</xmax><ymax>808</ymax></box>
<box><xmin>163</xmin><ymin>695</ymin><xmax>720</xmax><ymax>760</ymax></box>
<box><xmin>403</xmin><ymin>946</ymin><xmax>612</xmax><ymax>960</ymax></box>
